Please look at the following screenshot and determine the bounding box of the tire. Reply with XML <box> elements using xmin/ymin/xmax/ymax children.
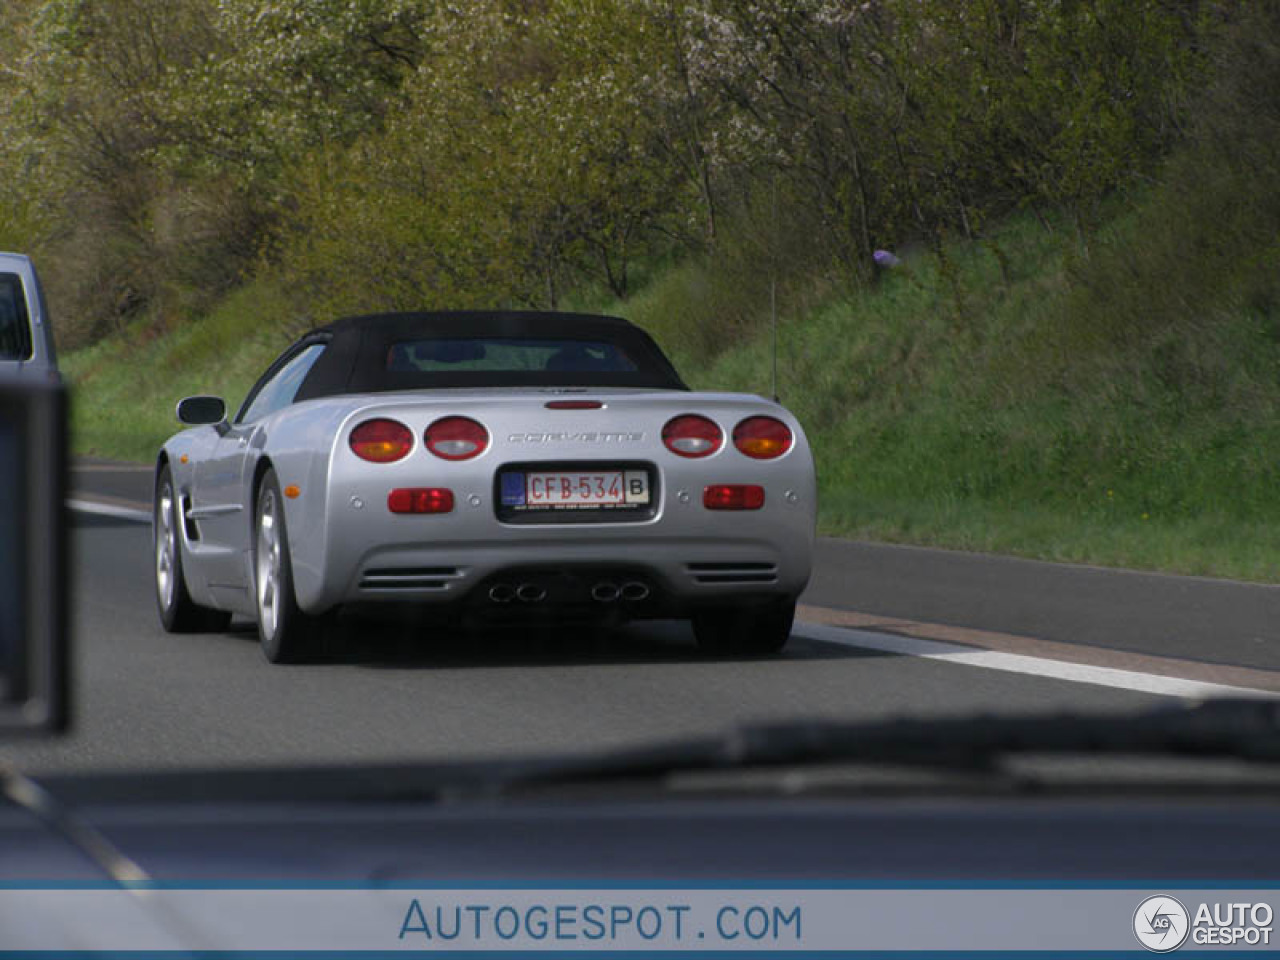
<box><xmin>693</xmin><ymin>598</ymin><xmax>795</xmax><ymax>656</ymax></box>
<box><xmin>154</xmin><ymin>464</ymin><xmax>232</xmax><ymax>633</ymax></box>
<box><xmin>253</xmin><ymin>468</ymin><xmax>317</xmax><ymax>664</ymax></box>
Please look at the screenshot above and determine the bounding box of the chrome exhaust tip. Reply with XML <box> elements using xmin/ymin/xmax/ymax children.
<box><xmin>591</xmin><ymin>582</ymin><xmax>621</xmax><ymax>603</ymax></box>
<box><xmin>489</xmin><ymin>583</ymin><xmax>516</xmax><ymax>603</ymax></box>
<box><xmin>517</xmin><ymin>583</ymin><xmax>547</xmax><ymax>603</ymax></box>
<box><xmin>620</xmin><ymin>581</ymin><xmax>650</xmax><ymax>602</ymax></box>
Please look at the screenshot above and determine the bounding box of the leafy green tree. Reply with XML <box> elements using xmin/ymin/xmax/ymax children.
<box><xmin>153</xmin><ymin>0</ymin><xmax>431</xmax><ymax>183</ymax></box>
<box><xmin>278</xmin><ymin>0</ymin><xmax>688</xmax><ymax>312</ymax></box>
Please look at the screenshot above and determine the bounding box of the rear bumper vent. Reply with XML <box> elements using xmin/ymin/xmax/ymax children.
<box><xmin>359</xmin><ymin>566</ymin><xmax>461</xmax><ymax>591</ymax></box>
<box><xmin>686</xmin><ymin>562</ymin><xmax>778</xmax><ymax>585</ymax></box>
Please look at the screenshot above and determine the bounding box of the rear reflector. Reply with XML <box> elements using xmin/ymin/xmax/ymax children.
<box><xmin>350</xmin><ymin>418</ymin><xmax>414</xmax><ymax>463</ymax></box>
<box><xmin>733</xmin><ymin>416</ymin><xmax>793</xmax><ymax>459</ymax></box>
<box><xmin>545</xmin><ymin>400</ymin><xmax>604</xmax><ymax>410</ymax></box>
<box><xmin>425</xmin><ymin>416</ymin><xmax>489</xmax><ymax>460</ymax></box>
<box><xmin>703</xmin><ymin>484</ymin><xmax>765</xmax><ymax>510</ymax></box>
<box><xmin>662</xmin><ymin>414</ymin><xmax>723</xmax><ymax>458</ymax></box>
<box><xmin>388</xmin><ymin>488</ymin><xmax>455</xmax><ymax>514</ymax></box>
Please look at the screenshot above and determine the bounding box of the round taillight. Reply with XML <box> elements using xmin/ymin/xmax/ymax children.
<box><xmin>425</xmin><ymin>416</ymin><xmax>489</xmax><ymax>461</ymax></box>
<box><xmin>733</xmin><ymin>416</ymin><xmax>793</xmax><ymax>459</ymax></box>
<box><xmin>349</xmin><ymin>418</ymin><xmax>414</xmax><ymax>463</ymax></box>
<box><xmin>662</xmin><ymin>415</ymin><xmax>723</xmax><ymax>458</ymax></box>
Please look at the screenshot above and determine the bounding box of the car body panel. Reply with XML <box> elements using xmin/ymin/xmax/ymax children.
<box><xmin>0</xmin><ymin>252</ymin><xmax>58</xmax><ymax>380</ymax></box>
<box><xmin>157</xmin><ymin>315</ymin><xmax>816</xmax><ymax>624</ymax></box>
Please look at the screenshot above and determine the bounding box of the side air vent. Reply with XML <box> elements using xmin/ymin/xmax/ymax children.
<box><xmin>181</xmin><ymin>496</ymin><xmax>200</xmax><ymax>542</ymax></box>
<box><xmin>686</xmin><ymin>562</ymin><xmax>778</xmax><ymax>585</ymax></box>
<box><xmin>359</xmin><ymin>566</ymin><xmax>462</xmax><ymax>591</ymax></box>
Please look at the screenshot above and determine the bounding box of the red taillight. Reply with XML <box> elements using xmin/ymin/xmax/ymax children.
<box><xmin>703</xmin><ymin>484</ymin><xmax>765</xmax><ymax>510</ymax></box>
<box><xmin>733</xmin><ymin>416</ymin><xmax>793</xmax><ymax>459</ymax></box>
<box><xmin>662</xmin><ymin>415</ymin><xmax>723</xmax><ymax>458</ymax></box>
<box><xmin>545</xmin><ymin>400</ymin><xmax>604</xmax><ymax>410</ymax></box>
<box><xmin>388</xmin><ymin>488</ymin><xmax>455</xmax><ymax>514</ymax></box>
<box><xmin>349</xmin><ymin>418</ymin><xmax>414</xmax><ymax>463</ymax></box>
<box><xmin>425</xmin><ymin>416</ymin><xmax>489</xmax><ymax>460</ymax></box>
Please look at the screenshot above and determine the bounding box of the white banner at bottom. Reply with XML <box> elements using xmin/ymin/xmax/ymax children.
<box><xmin>0</xmin><ymin>888</ymin><xmax>1277</xmax><ymax>953</ymax></box>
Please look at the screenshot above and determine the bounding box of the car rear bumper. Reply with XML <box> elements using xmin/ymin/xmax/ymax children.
<box><xmin>301</xmin><ymin>499</ymin><xmax>814</xmax><ymax>616</ymax></box>
<box><xmin>340</xmin><ymin>536</ymin><xmax>808</xmax><ymax>614</ymax></box>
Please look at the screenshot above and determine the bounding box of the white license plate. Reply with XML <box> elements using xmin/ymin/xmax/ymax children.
<box><xmin>523</xmin><ymin>470</ymin><xmax>649</xmax><ymax>507</ymax></box>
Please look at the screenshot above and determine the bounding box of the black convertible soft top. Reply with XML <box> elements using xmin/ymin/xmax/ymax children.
<box><xmin>293</xmin><ymin>311</ymin><xmax>688</xmax><ymax>401</ymax></box>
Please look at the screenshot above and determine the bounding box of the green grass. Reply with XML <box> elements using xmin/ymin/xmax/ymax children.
<box><xmin>614</xmin><ymin>206</ymin><xmax>1280</xmax><ymax>583</ymax></box>
<box><xmin>63</xmin><ymin>280</ymin><xmax>299</xmax><ymax>463</ymax></box>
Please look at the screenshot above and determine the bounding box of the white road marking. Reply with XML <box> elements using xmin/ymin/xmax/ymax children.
<box><xmin>798</xmin><ymin>622</ymin><xmax>1280</xmax><ymax>701</ymax></box>
<box><xmin>67</xmin><ymin>498</ymin><xmax>152</xmax><ymax>524</ymax></box>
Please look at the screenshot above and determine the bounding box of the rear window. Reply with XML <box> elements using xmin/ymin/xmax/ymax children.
<box><xmin>0</xmin><ymin>274</ymin><xmax>32</xmax><ymax>362</ymax></box>
<box><xmin>293</xmin><ymin>313</ymin><xmax>690</xmax><ymax>401</ymax></box>
<box><xmin>387</xmin><ymin>338</ymin><xmax>639</xmax><ymax>374</ymax></box>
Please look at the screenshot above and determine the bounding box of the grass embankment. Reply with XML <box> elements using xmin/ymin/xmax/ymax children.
<box><xmin>621</xmin><ymin>205</ymin><xmax>1280</xmax><ymax>582</ymax></box>
<box><xmin>64</xmin><ymin>282</ymin><xmax>299</xmax><ymax>463</ymax></box>
<box><xmin>65</xmin><ymin>189</ymin><xmax>1280</xmax><ymax>583</ymax></box>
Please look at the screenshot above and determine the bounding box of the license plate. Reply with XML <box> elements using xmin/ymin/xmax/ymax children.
<box><xmin>501</xmin><ymin>470</ymin><xmax>649</xmax><ymax>510</ymax></box>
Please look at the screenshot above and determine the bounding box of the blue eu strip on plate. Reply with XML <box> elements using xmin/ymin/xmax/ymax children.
<box><xmin>500</xmin><ymin>472</ymin><xmax>526</xmax><ymax>507</ymax></box>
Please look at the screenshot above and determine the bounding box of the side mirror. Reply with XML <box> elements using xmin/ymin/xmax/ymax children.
<box><xmin>176</xmin><ymin>395</ymin><xmax>226</xmax><ymax>426</ymax></box>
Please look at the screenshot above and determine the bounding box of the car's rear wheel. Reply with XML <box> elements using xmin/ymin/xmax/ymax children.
<box><xmin>693</xmin><ymin>598</ymin><xmax>795</xmax><ymax>656</ymax></box>
<box><xmin>154</xmin><ymin>464</ymin><xmax>231</xmax><ymax>633</ymax></box>
<box><xmin>254</xmin><ymin>469</ymin><xmax>317</xmax><ymax>664</ymax></box>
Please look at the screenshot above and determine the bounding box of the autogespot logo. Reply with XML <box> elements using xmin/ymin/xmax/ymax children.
<box><xmin>1134</xmin><ymin>896</ymin><xmax>1190</xmax><ymax>952</ymax></box>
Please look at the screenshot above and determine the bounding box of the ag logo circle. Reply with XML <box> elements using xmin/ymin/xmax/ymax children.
<box><xmin>1134</xmin><ymin>895</ymin><xmax>1190</xmax><ymax>952</ymax></box>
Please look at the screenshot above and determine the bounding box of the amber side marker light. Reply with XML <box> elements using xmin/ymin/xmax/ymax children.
<box><xmin>703</xmin><ymin>484</ymin><xmax>765</xmax><ymax>510</ymax></box>
<box><xmin>388</xmin><ymin>488</ymin><xmax>455</xmax><ymax>514</ymax></box>
<box><xmin>284</xmin><ymin>485</ymin><xmax>301</xmax><ymax>499</ymax></box>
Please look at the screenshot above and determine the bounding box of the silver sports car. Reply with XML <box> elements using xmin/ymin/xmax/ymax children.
<box><xmin>154</xmin><ymin>312</ymin><xmax>815</xmax><ymax>662</ymax></box>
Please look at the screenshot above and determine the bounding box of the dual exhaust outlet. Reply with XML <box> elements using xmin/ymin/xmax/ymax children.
<box><xmin>591</xmin><ymin>581</ymin><xmax>650</xmax><ymax>603</ymax></box>
<box><xmin>488</xmin><ymin>582</ymin><xmax>546</xmax><ymax>604</ymax></box>
<box><xmin>486</xmin><ymin>580</ymin><xmax>650</xmax><ymax>604</ymax></box>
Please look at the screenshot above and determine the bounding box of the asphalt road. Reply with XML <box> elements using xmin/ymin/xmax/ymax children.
<box><xmin>807</xmin><ymin>538</ymin><xmax>1280</xmax><ymax>671</ymax></box>
<box><xmin>2</xmin><ymin>462</ymin><xmax>1277</xmax><ymax>774</ymax></box>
